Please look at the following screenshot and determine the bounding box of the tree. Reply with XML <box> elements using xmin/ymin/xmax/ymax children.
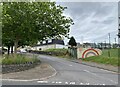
<box><xmin>2</xmin><ymin>2</ymin><xmax>73</xmax><ymax>56</ymax></box>
<box><xmin>68</xmin><ymin>36</ymin><xmax>77</xmax><ymax>47</ymax></box>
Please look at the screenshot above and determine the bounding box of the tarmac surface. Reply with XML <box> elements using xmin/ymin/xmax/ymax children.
<box><xmin>2</xmin><ymin>54</ymin><xmax>119</xmax><ymax>86</ymax></box>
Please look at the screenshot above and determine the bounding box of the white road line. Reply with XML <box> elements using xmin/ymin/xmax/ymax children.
<box><xmin>37</xmin><ymin>81</ymin><xmax>48</xmax><ymax>83</ymax></box>
<box><xmin>86</xmin><ymin>83</ymin><xmax>90</xmax><ymax>85</ymax></box>
<box><xmin>80</xmin><ymin>83</ymin><xmax>83</xmax><ymax>85</ymax></box>
<box><xmin>58</xmin><ymin>82</ymin><xmax>62</xmax><ymax>84</ymax></box>
<box><xmin>2</xmin><ymin>79</ymin><xmax>39</xmax><ymax>82</ymax></box>
<box><xmin>69</xmin><ymin>65</ymin><xmax>73</xmax><ymax>66</ymax></box>
<box><xmin>65</xmin><ymin>82</ymin><xmax>69</xmax><ymax>84</ymax></box>
<box><xmin>52</xmin><ymin>81</ymin><xmax>55</xmax><ymax>83</ymax></box>
<box><xmin>55</xmin><ymin>81</ymin><xmax>62</xmax><ymax>84</ymax></box>
<box><xmin>69</xmin><ymin>82</ymin><xmax>76</xmax><ymax>85</ymax></box>
<box><xmin>84</xmin><ymin>70</ymin><xmax>117</xmax><ymax>84</ymax></box>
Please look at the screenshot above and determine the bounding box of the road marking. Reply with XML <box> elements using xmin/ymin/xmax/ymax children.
<box><xmin>69</xmin><ymin>65</ymin><xmax>73</xmax><ymax>66</ymax></box>
<box><xmin>2</xmin><ymin>79</ymin><xmax>39</xmax><ymax>82</ymax></box>
<box><xmin>58</xmin><ymin>82</ymin><xmax>62</xmax><ymax>84</ymax></box>
<box><xmin>37</xmin><ymin>81</ymin><xmax>48</xmax><ymax>83</ymax></box>
<box><xmin>103</xmin><ymin>84</ymin><xmax>106</xmax><ymax>85</ymax></box>
<box><xmin>65</xmin><ymin>82</ymin><xmax>69</xmax><ymax>84</ymax></box>
<box><xmin>55</xmin><ymin>81</ymin><xmax>62</xmax><ymax>84</ymax></box>
<box><xmin>52</xmin><ymin>81</ymin><xmax>55</xmax><ymax>83</ymax></box>
<box><xmin>80</xmin><ymin>83</ymin><xmax>83</xmax><ymax>85</ymax></box>
<box><xmin>86</xmin><ymin>83</ymin><xmax>90</xmax><ymax>85</ymax></box>
<box><xmin>69</xmin><ymin>82</ymin><xmax>76</xmax><ymax>85</ymax></box>
<box><xmin>84</xmin><ymin>70</ymin><xmax>117</xmax><ymax>84</ymax></box>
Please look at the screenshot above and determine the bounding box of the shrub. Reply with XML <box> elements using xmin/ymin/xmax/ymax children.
<box><xmin>2</xmin><ymin>54</ymin><xmax>40</xmax><ymax>65</ymax></box>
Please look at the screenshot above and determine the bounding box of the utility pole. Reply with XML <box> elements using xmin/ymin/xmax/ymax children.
<box><xmin>114</xmin><ymin>37</ymin><xmax>117</xmax><ymax>48</ymax></box>
<box><xmin>104</xmin><ymin>40</ymin><xmax>106</xmax><ymax>49</ymax></box>
<box><xmin>81</xmin><ymin>36</ymin><xmax>84</xmax><ymax>47</ymax></box>
<box><xmin>114</xmin><ymin>37</ymin><xmax>117</xmax><ymax>44</ymax></box>
<box><xmin>108</xmin><ymin>33</ymin><xmax>111</xmax><ymax>57</ymax></box>
<box><xmin>108</xmin><ymin>33</ymin><xmax>111</xmax><ymax>48</ymax></box>
<box><xmin>101</xmin><ymin>42</ymin><xmax>103</xmax><ymax>50</ymax></box>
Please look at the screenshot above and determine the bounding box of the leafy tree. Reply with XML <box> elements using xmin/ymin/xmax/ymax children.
<box><xmin>68</xmin><ymin>36</ymin><xmax>77</xmax><ymax>47</ymax></box>
<box><xmin>2</xmin><ymin>2</ymin><xmax>73</xmax><ymax>55</ymax></box>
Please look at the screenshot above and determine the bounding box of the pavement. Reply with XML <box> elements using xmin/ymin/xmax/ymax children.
<box><xmin>2</xmin><ymin>63</ymin><xmax>56</xmax><ymax>81</ymax></box>
<box><xmin>2</xmin><ymin>54</ymin><xmax>119</xmax><ymax>85</ymax></box>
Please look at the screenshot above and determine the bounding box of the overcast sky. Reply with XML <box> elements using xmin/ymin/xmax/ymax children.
<box><xmin>56</xmin><ymin>2</ymin><xmax>118</xmax><ymax>45</ymax></box>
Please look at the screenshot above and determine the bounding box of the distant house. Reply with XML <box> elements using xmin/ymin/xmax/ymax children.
<box><xmin>32</xmin><ymin>39</ymin><xmax>67</xmax><ymax>51</ymax></box>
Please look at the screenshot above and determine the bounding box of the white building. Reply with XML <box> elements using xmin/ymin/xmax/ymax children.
<box><xmin>32</xmin><ymin>39</ymin><xmax>67</xmax><ymax>51</ymax></box>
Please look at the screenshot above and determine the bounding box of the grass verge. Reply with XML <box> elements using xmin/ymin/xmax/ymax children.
<box><xmin>1</xmin><ymin>54</ymin><xmax>40</xmax><ymax>65</ymax></box>
<box><xmin>82</xmin><ymin>56</ymin><xmax>119</xmax><ymax>66</ymax></box>
<box><xmin>82</xmin><ymin>48</ymin><xmax>119</xmax><ymax>66</ymax></box>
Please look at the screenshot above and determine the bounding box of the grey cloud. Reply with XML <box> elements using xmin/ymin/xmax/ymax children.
<box><xmin>57</xmin><ymin>2</ymin><xmax>118</xmax><ymax>44</ymax></box>
<box><xmin>91</xmin><ymin>17</ymin><xmax>114</xmax><ymax>24</ymax></box>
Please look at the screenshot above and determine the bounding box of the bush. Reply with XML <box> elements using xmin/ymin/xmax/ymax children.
<box><xmin>2</xmin><ymin>54</ymin><xmax>40</xmax><ymax>65</ymax></box>
<box><xmin>45</xmin><ymin>48</ymin><xmax>68</xmax><ymax>56</ymax></box>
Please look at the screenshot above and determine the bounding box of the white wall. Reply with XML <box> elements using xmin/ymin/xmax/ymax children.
<box><xmin>56</xmin><ymin>44</ymin><xmax>68</xmax><ymax>49</ymax></box>
<box><xmin>32</xmin><ymin>44</ymin><xmax>68</xmax><ymax>51</ymax></box>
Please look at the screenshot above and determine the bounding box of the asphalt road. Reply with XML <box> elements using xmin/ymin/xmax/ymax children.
<box><xmin>2</xmin><ymin>54</ymin><xmax>119</xmax><ymax>85</ymax></box>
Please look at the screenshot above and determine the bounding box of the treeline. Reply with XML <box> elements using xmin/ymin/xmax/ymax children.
<box><xmin>2</xmin><ymin>2</ymin><xmax>73</xmax><ymax>56</ymax></box>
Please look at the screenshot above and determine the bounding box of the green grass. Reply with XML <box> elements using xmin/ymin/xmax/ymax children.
<box><xmin>45</xmin><ymin>48</ymin><xmax>119</xmax><ymax>66</ymax></box>
<box><xmin>2</xmin><ymin>54</ymin><xmax>40</xmax><ymax>65</ymax></box>
<box><xmin>102</xmin><ymin>48</ymin><xmax>118</xmax><ymax>58</ymax></box>
<box><xmin>45</xmin><ymin>48</ymin><xmax>68</xmax><ymax>57</ymax></box>
<box><xmin>0</xmin><ymin>55</ymin><xmax>2</xmax><ymax>64</ymax></box>
<box><xmin>45</xmin><ymin>48</ymin><xmax>68</xmax><ymax>53</ymax></box>
<box><xmin>82</xmin><ymin>48</ymin><xmax>119</xmax><ymax>66</ymax></box>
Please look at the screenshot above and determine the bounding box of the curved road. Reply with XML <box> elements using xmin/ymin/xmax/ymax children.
<box><xmin>2</xmin><ymin>54</ymin><xmax>118</xmax><ymax>85</ymax></box>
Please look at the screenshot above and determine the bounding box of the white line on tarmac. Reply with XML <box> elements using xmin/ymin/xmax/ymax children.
<box><xmin>55</xmin><ymin>81</ymin><xmax>62</xmax><ymax>84</ymax></box>
<box><xmin>80</xmin><ymin>83</ymin><xmax>83</xmax><ymax>85</ymax></box>
<box><xmin>69</xmin><ymin>65</ymin><xmax>73</xmax><ymax>66</ymax></box>
<box><xmin>37</xmin><ymin>81</ymin><xmax>48</xmax><ymax>83</ymax></box>
<box><xmin>2</xmin><ymin>79</ymin><xmax>39</xmax><ymax>82</ymax></box>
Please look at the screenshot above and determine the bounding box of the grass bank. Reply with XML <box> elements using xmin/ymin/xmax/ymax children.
<box><xmin>1</xmin><ymin>54</ymin><xmax>40</xmax><ymax>65</ymax></box>
<box><xmin>45</xmin><ymin>48</ymin><xmax>119</xmax><ymax>66</ymax></box>
<box><xmin>82</xmin><ymin>48</ymin><xmax>119</xmax><ymax>66</ymax></box>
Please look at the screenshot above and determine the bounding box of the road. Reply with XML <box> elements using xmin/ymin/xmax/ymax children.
<box><xmin>2</xmin><ymin>54</ymin><xmax>118</xmax><ymax>85</ymax></box>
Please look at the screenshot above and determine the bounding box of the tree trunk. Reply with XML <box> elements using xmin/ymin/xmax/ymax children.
<box><xmin>7</xmin><ymin>45</ymin><xmax>10</xmax><ymax>55</ymax></box>
<box><xmin>14</xmin><ymin>40</ymin><xmax>18</xmax><ymax>57</ymax></box>
<box><xmin>11</xmin><ymin>45</ymin><xmax>13</xmax><ymax>54</ymax></box>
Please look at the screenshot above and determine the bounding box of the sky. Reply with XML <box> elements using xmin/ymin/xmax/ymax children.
<box><xmin>56</xmin><ymin>1</ymin><xmax>118</xmax><ymax>45</ymax></box>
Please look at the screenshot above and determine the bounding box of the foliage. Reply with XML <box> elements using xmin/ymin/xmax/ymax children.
<box><xmin>101</xmin><ymin>48</ymin><xmax>118</xmax><ymax>58</ymax></box>
<box><xmin>45</xmin><ymin>48</ymin><xmax>68</xmax><ymax>57</ymax></box>
<box><xmin>2</xmin><ymin>2</ymin><xmax>73</xmax><ymax>54</ymax></box>
<box><xmin>2</xmin><ymin>54</ymin><xmax>40</xmax><ymax>65</ymax></box>
<box><xmin>68</xmin><ymin>36</ymin><xmax>77</xmax><ymax>46</ymax></box>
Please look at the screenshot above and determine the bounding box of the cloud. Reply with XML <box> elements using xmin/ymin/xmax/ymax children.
<box><xmin>57</xmin><ymin>2</ymin><xmax>118</xmax><ymax>44</ymax></box>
